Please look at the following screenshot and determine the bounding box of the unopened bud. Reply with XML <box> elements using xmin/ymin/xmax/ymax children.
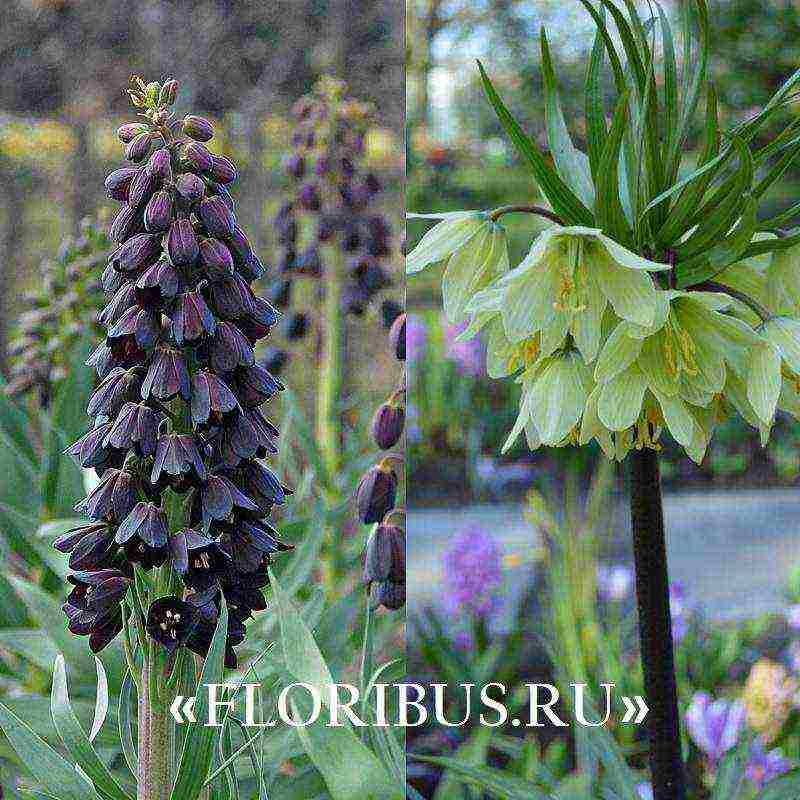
<box><xmin>371</xmin><ymin>402</ymin><xmax>405</xmax><ymax>449</ymax></box>
<box><xmin>182</xmin><ymin>115</ymin><xmax>214</xmax><ymax>142</ymax></box>
<box><xmin>160</xmin><ymin>79</ymin><xmax>179</xmax><ymax>106</ymax></box>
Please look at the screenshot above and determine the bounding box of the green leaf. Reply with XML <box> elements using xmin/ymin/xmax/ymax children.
<box><xmin>596</xmin><ymin>90</ymin><xmax>632</xmax><ymax>244</ymax></box>
<box><xmin>0</xmin><ymin>699</ymin><xmax>98</xmax><ymax>800</ymax></box>
<box><xmin>711</xmin><ymin>737</ymin><xmax>749</xmax><ymax>799</ymax></box>
<box><xmin>733</xmin><ymin>64</ymin><xmax>800</xmax><ymax>144</ymax></box>
<box><xmin>170</xmin><ymin>597</ymin><xmax>229</xmax><ymax>800</ymax></box>
<box><xmin>676</xmin><ymin>138</ymin><xmax>754</xmax><ymax>261</ymax></box>
<box><xmin>476</xmin><ymin>61</ymin><xmax>594</xmax><ymax>226</ymax></box>
<box><xmin>0</xmin><ymin>378</ymin><xmax>38</xmax><ymax>465</ymax></box>
<box><xmin>540</xmin><ymin>28</ymin><xmax>595</xmax><ymax>209</ymax></box>
<box><xmin>50</xmin><ymin>654</ymin><xmax>133</xmax><ymax>800</ymax></box>
<box><xmin>117</xmin><ymin>670</ymin><xmax>137</xmax><ymax>780</ymax></box>
<box><xmin>666</xmin><ymin>0</ymin><xmax>709</xmax><ymax>182</ymax></box>
<box><xmin>574</xmin><ymin>714</ymin><xmax>640</xmax><ymax>800</ymax></box>
<box><xmin>677</xmin><ymin>195</ymin><xmax>758</xmax><ymax>287</ymax></box>
<box><xmin>413</xmin><ymin>754</ymin><xmax>552</xmax><ymax>800</ymax></box>
<box><xmin>753</xmin><ymin>137</ymin><xmax>800</xmax><ymax>199</ymax></box>
<box><xmin>269</xmin><ymin>569</ymin><xmax>400</xmax><ymax>800</ymax></box>
<box><xmin>644</xmin><ymin>139</ymin><xmax>731</xmax><ymax>225</ymax></box>
<box><xmin>655</xmin><ymin>2</ymin><xmax>678</xmax><ymax>156</ymax></box>
<box><xmin>584</xmin><ymin>22</ymin><xmax>608</xmax><ymax>181</ymax></box>
<box><xmin>269</xmin><ymin>568</ymin><xmax>335</xmax><ymax>700</ymax></box>
<box><xmin>291</xmin><ymin>695</ymin><xmax>403</xmax><ymax>800</ymax></box>
<box><xmin>657</xmin><ymin>84</ymin><xmax>720</xmax><ymax>245</ymax></box>
<box><xmin>41</xmin><ymin>342</ymin><xmax>93</xmax><ymax>517</ymax></box>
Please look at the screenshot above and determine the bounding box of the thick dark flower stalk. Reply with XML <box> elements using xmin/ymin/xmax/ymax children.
<box><xmin>630</xmin><ymin>449</ymin><xmax>686</xmax><ymax>800</ymax></box>
<box><xmin>358</xmin><ymin>309</ymin><xmax>406</xmax><ymax>611</ymax></box>
<box><xmin>271</xmin><ymin>77</ymin><xmax>395</xmax><ymax>477</ymax></box>
<box><xmin>7</xmin><ymin>218</ymin><xmax>108</xmax><ymax>405</ymax></box>
<box><xmin>59</xmin><ymin>76</ymin><xmax>293</xmax><ymax>799</ymax></box>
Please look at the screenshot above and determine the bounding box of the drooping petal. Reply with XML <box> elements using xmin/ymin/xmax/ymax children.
<box><xmin>529</xmin><ymin>352</ymin><xmax>588</xmax><ymax>444</ymax></box>
<box><xmin>652</xmin><ymin>390</ymin><xmax>695</xmax><ymax>448</ymax></box>
<box><xmin>594</xmin><ymin>323</ymin><xmax>643</xmax><ymax>384</ymax></box>
<box><xmin>638</xmin><ymin>334</ymin><xmax>679</xmax><ymax>397</ymax></box>
<box><xmin>500</xmin><ymin>251</ymin><xmax>560</xmax><ymax>343</ymax></box>
<box><xmin>501</xmin><ymin>381</ymin><xmax>534</xmax><ymax>454</ymax></box>
<box><xmin>570</xmin><ymin>269</ymin><xmax>606</xmax><ymax>363</ymax></box>
<box><xmin>762</xmin><ymin>317</ymin><xmax>800</xmax><ymax>374</ymax></box>
<box><xmin>597</xmin><ymin>257</ymin><xmax>658</xmax><ymax>328</ymax></box>
<box><xmin>442</xmin><ymin>222</ymin><xmax>506</xmax><ymax>324</ymax></box>
<box><xmin>579</xmin><ymin>385</ymin><xmax>614</xmax><ymax>458</ymax></box>
<box><xmin>597</xmin><ymin>363</ymin><xmax>648</xmax><ymax>431</ymax></box>
<box><xmin>595</xmin><ymin>232</ymin><xmax>670</xmax><ymax>271</ymax></box>
<box><xmin>747</xmin><ymin>340</ymin><xmax>782</xmax><ymax>425</ymax></box>
<box><xmin>406</xmin><ymin>212</ymin><xmax>487</xmax><ymax>274</ymax></box>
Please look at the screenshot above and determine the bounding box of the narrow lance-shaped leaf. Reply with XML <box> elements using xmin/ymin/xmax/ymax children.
<box><xmin>657</xmin><ymin>83</ymin><xmax>720</xmax><ymax>245</ymax></box>
<box><xmin>584</xmin><ymin>20</ymin><xmax>608</xmax><ymax>180</ymax></box>
<box><xmin>412</xmin><ymin>754</ymin><xmax>552</xmax><ymax>800</ymax></box>
<box><xmin>50</xmin><ymin>654</ymin><xmax>133</xmax><ymax>800</ymax></box>
<box><xmin>0</xmin><ymin>699</ymin><xmax>98</xmax><ymax>800</ymax></box>
<box><xmin>596</xmin><ymin>90</ymin><xmax>633</xmax><ymax>245</ymax></box>
<box><xmin>476</xmin><ymin>60</ymin><xmax>595</xmax><ymax>226</ymax></box>
<box><xmin>666</xmin><ymin>0</ymin><xmax>710</xmax><ymax>182</ymax></box>
<box><xmin>540</xmin><ymin>27</ymin><xmax>595</xmax><ymax>209</ymax></box>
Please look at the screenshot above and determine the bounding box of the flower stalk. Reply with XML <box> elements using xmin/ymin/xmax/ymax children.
<box><xmin>629</xmin><ymin>447</ymin><xmax>686</xmax><ymax>800</ymax></box>
<box><xmin>317</xmin><ymin>243</ymin><xmax>345</xmax><ymax>478</ymax></box>
<box><xmin>488</xmin><ymin>203</ymin><xmax>564</xmax><ymax>226</ymax></box>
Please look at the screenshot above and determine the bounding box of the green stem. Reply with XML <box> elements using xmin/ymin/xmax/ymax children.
<box><xmin>135</xmin><ymin>563</ymin><xmax>177</xmax><ymax>798</ymax></box>
<box><xmin>137</xmin><ymin>655</ymin><xmax>151</xmax><ymax>800</ymax></box>
<box><xmin>318</xmin><ymin>245</ymin><xmax>346</xmax><ymax>594</ymax></box>
<box><xmin>358</xmin><ymin>596</ymin><xmax>374</xmax><ymax>738</ymax></box>
<box><xmin>690</xmin><ymin>280</ymin><xmax>771</xmax><ymax>322</ymax></box>
<box><xmin>318</xmin><ymin>246</ymin><xmax>345</xmax><ymax>477</ymax></box>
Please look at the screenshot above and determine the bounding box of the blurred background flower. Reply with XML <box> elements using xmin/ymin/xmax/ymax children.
<box><xmin>442</xmin><ymin>523</ymin><xmax>503</xmax><ymax>620</ymax></box>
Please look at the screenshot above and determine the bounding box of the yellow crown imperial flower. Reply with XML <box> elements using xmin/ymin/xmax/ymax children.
<box><xmin>497</xmin><ymin>227</ymin><xmax>670</xmax><ymax>364</ymax></box>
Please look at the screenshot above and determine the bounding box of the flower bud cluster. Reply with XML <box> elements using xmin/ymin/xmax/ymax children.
<box><xmin>267</xmin><ymin>77</ymin><xmax>395</xmax><ymax>372</ymax></box>
<box><xmin>7</xmin><ymin>219</ymin><xmax>108</xmax><ymax>404</ymax></box>
<box><xmin>357</xmin><ymin>306</ymin><xmax>406</xmax><ymax>610</ymax></box>
<box><xmin>59</xmin><ymin>76</ymin><xmax>293</xmax><ymax>668</ymax></box>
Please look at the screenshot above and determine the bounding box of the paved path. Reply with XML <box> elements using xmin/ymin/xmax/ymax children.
<box><xmin>408</xmin><ymin>489</ymin><xmax>800</xmax><ymax>620</ymax></box>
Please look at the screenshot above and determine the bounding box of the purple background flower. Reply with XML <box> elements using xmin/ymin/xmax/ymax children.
<box><xmin>405</xmin><ymin>314</ymin><xmax>428</xmax><ymax>364</ymax></box>
<box><xmin>685</xmin><ymin>692</ymin><xmax>746</xmax><ymax>764</ymax></box>
<box><xmin>746</xmin><ymin>739</ymin><xmax>792</xmax><ymax>789</ymax></box>
<box><xmin>443</xmin><ymin>318</ymin><xmax>485</xmax><ymax>376</ymax></box>
<box><xmin>442</xmin><ymin>524</ymin><xmax>503</xmax><ymax>619</ymax></box>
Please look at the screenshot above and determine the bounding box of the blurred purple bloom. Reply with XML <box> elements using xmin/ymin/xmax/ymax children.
<box><xmin>785</xmin><ymin>605</ymin><xmax>800</xmax><ymax>631</ymax></box>
<box><xmin>442</xmin><ymin>525</ymin><xmax>502</xmax><ymax>619</ymax></box>
<box><xmin>597</xmin><ymin>564</ymin><xmax>634</xmax><ymax>602</ymax></box>
<box><xmin>443</xmin><ymin>318</ymin><xmax>485</xmax><ymax>376</ymax></box>
<box><xmin>746</xmin><ymin>739</ymin><xmax>792</xmax><ymax>789</ymax></box>
<box><xmin>406</xmin><ymin>314</ymin><xmax>428</xmax><ymax>364</ymax></box>
<box><xmin>405</xmin><ymin>402</ymin><xmax>422</xmax><ymax>443</ymax></box>
<box><xmin>685</xmin><ymin>692</ymin><xmax>746</xmax><ymax>764</ymax></box>
<box><xmin>787</xmin><ymin>640</ymin><xmax>800</xmax><ymax>673</ymax></box>
<box><xmin>636</xmin><ymin>783</ymin><xmax>653</xmax><ymax>800</ymax></box>
<box><xmin>670</xmin><ymin>581</ymin><xmax>692</xmax><ymax>644</ymax></box>
<box><xmin>452</xmin><ymin>629</ymin><xmax>474</xmax><ymax>652</ymax></box>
